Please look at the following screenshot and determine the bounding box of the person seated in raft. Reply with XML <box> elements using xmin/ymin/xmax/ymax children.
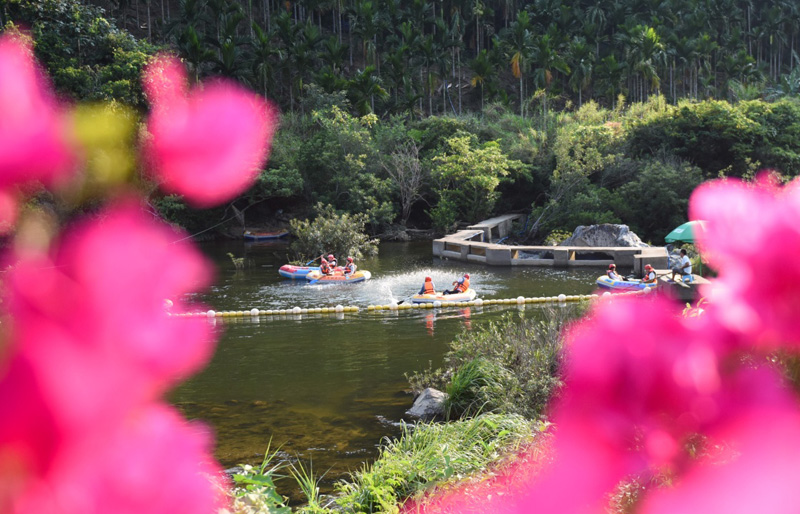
<box><xmin>327</xmin><ymin>254</ymin><xmax>337</xmax><ymax>268</ymax></box>
<box><xmin>607</xmin><ymin>264</ymin><xmax>623</xmax><ymax>281</ymax></box>
<box><xmin>443</xmin><ymin>273</ymin><xmax>470</xmax><ymax>295</ymax></box>
<box><xmin>670</xmin><ymin>249</ymin><xmax>693</xmax><ymax>282</ymax></box>
<box><xmin>319</xmin><ymin>257</ymin><xmax>332</xmax><ymax>275</ymax></box>
<box><xmin>418</xmin><ymin>276</ymin><xmax>436</xmax><ymax>295</ymax></box>
<box><xmin>344</xmin><ymin>257</ymin><xmax>357</xmax><ymax>275</ymax></box>
<box><xmin>642</xmin><ymin>264</ymin><xmax>657</xmax><ymax>284</ymax></box>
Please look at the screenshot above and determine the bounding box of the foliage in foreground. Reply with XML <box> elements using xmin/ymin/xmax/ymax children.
<box><xmin>334</xmin><ymin>414</ymin><xmax>538</xmax><ymax>513</ymax></box>
<box><xmin>409</xmin><ymin>305</ymin><xmax>585</xmax><ymax>420</ymax></box>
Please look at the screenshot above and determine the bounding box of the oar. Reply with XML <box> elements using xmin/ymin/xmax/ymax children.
<box><xmin>305</xmin><ymin>254</ymin><xmax>324</xmax><ymax>266</ymax></box>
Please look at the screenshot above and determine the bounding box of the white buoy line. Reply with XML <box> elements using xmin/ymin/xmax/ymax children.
<box><xmin>169</xmin><ymin>288</ymin><xmax>649</xmax><ymax>321</ymax></box>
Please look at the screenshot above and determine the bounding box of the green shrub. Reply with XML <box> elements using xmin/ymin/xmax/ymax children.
<box><xmin>289</xmin><ymin>203</ymin><xmax>379</xmax><ymax>262</ymax></box>
<box><xmin>410</xmin><ymin>306</ymin><xmax>585</xmax><ymax>420</ymax></box>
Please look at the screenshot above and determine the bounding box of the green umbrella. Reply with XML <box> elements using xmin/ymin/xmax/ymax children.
<box><xmin>665</xmin><ymin>220</ymin><xmax>707</xmax><ymax>276</ymax></box>
<box><xmin>664</xmin><ymin>220</ymin><xmax>707</xmax><ymax>244</ymax></box>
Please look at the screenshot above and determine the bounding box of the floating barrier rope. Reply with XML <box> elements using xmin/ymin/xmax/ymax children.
<box><xmin>170</xmin><ymin>288</ymin><xmax>651</xmax><ymax>320</ymax></box>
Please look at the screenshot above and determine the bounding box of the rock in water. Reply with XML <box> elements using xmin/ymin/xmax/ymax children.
<box><xmin>406</xmin><ymin>388</ymin><xmax>447</xmax><ymax>421</ymax></box>
<box><xmin>560</xmin><ymin>224</ymin><xmax>648</xmax><ymax>247</ymax></box>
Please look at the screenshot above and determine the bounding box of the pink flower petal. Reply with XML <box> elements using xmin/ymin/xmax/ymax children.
<box><xmin>11</xmin><ymin>405</ymin><xmax>226</xmax><ymax>514</ymax></box>
<box><xmin>143</xmin><ymin>55</ymin><xmax>278</xmax><ymax>207</ymax></box>
<box><xmin>3</xmin><ymin>201</ymin><xmax>216</xmax><ymax>431</ymax></box>
<box><xmin>690</xmin><ymin>176</ymin><xmax>800</xmax><ymax>347</ymax></box>
<box><xmin>0</xmin><ymin>34</ymin><xmax>74</xmax><ymax>189</ymax></box>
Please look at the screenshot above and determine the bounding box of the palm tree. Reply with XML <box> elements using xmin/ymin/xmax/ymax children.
<box><xmin>469</xmin><ymin>49</ymin><xmax>493</xmax><ymax>112</ymax></box>
<box><xmin>347</xmin><ymin>66</ymin><xmax>389</xmax><ymax>114</ymax></box>
<box><xmin>567</xmin><ymin>36</ymin><xmax>594</xmax><ymax>106</ymax></box>
<box><xmin>250</xmin><ymin>22</ymin><xmax>280</xmax><ymax>98</ymax></box>
<box><xmin>498</xmin><ymin>10</ymin><xmax>534</xmax><ymax>117</ymax></box>
<box><xmin>530</xmin><ymin>33</ymin><xmax>570</xmax><ymax>119</ymax></box>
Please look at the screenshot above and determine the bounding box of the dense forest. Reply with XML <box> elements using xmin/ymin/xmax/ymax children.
<box><xmin>3</xmin><ymin>0</ymin><xmax>800</xmax><ymax>243</ymax></box>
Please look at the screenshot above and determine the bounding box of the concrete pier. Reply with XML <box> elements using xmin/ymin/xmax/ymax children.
<box><xmin>433</xmin><ymin>216</ymin><xmax>669</xmax><ymax>270</ymax></box>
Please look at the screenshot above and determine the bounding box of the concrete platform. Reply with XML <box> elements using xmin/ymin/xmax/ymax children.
<box><xmin>656</xmin><ymin>273</ymin><xmax>710</xmax><ymax>302</ymax></box>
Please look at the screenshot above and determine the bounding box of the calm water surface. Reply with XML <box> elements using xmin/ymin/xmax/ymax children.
<box><xmin>172</xmin><ymin>240</ymin><xmax>598</xmax><ymax>498</ymax></box>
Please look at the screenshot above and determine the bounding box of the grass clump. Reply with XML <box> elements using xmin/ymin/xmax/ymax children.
<box><xmin>334</xmin><ymin>414</ymin><xmax>537</xmax><ymax>513</ymax></box>
<box><xmin>410</xmin><ymin>305</ymin><xmax>585</xmax><ymax>420</ymax></box>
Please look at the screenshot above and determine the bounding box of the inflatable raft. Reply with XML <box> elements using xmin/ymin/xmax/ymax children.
<box><xmin>305</xmin><ymin>270</ymin><xmax>371</xmax><ymax>284</ymax></box>
<box><xmin>410</xmin><ymin>288</ymin><xmax>477</xmax><ymax>304</ymax></box>
<box><xmin>279</xmin><ymin>264</ymin><xmax>346</xmax><ymax>279</ymax></box>
<box><xmin>278</xmin><ymin>264</ymin><xmax>319</xmax><ymax>279</ymax></box>
<box><xmin>595</xmin><ymin>275</ymin><xmax>658</xmax><ymax>291</ymax></box>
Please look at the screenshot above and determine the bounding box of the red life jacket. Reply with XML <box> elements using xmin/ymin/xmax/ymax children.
<box><xmin>422</xmin><ymin>281</ymin><xmax>435</xmax><ymax>295</ymax></box>
<box><xmin>320</xmin><ymin>261</ymin><xmax>331</xmax><ymax>274</ymax></box>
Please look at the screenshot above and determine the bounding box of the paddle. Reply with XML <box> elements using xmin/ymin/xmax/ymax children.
<box><xmin>305</xmin><ymin>254</ymin><xmax>324</xmax><ymax>266</ymax></box>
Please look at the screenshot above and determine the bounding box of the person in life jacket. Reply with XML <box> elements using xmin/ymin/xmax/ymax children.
<box><xmin>444</xmin><ymin>273</ymin><xmax>470</xmax><ymax>295</ymax></box>
<box><xmin>344</xmin><ymin>257</ymin><xmax>357</xmax><ymax>275</ymax></box>
<box><xmin>642</xmin><ymin>264</ymin><xmax>657</xmax><ymax>283</ymax></box>
<box><xmin>319</xmin><ymin>258</ymin><xmax>332</xmax><ymax>275</ymax></box>
<box><xmin>418</xmin><ymin>276</ymin><xmax>436</xmax><ymax>295</ymax></box>
<box><xmin>327</xmin><ymin>254</ymin><xmax>337</xmax><ymax>268</ymax></box>
<box><xmin>607</xmin><ymin>264</ymin><xmax>622</xmax><ymax>281</ymax></box>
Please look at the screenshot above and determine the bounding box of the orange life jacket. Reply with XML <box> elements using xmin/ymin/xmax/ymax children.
<box><xmin>455</xmin><ymin>278</ymin><xmax>469</xmax><ymax>293</ymax></box>
<box><xmin>345</xmin><ymin>263</ymin><xmax>357</xmax><ymax>275</ymax></box>
<box><xmin>320</xmin><ymin>261</ymin><xmax>331</xmax><ymax>274</ymax></box>
<box><xmin>422</xmin><ymin>281</ymin><xmax>435</xmax><ymax>295</ymax></box>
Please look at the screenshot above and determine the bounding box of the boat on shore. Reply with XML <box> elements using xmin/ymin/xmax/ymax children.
<box><xmin>244</xmin><ymin>230</ymin><xmax>289</xmax><ymax>241</ymax></box>
<box><xmin>410</xmin><ymin>288</ymin><xmax>477</xmax><ymax>304</ymax></box>
<box><xmin>595</xmin><ymin>275</ymin><xmax>658</xmax><ymax>292</ymax></box>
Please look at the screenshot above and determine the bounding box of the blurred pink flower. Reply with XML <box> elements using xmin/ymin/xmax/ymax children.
<box><xmin>0</xmin><ymin>202</ymin><xmax>219</xmax><ymax>507</ymax></box>
<box><xmin>0</xmin><ymin>33</ymin><xmax>74</xmax><ymax>190</ymax></box>
<box><xmin>10</xmin><ymin>405</ymin><xmax>226</xmax><ymax>514</ymax></box>
<box><xmin>642</xmin><ymin>408</ymin><xmax>800</xmax><ymax>514</ymax></box>
<box><xmin>4</xmin><ymin>201</ymin><xmax>216</xmax><ymax>420</ymax></box>
<box><xmin>690</xmin><ymin>176</ymin><xmax>800</xmax><ymax>347</ymax></box>
<box><xmin>0</xmin><ymin>189</ymin><xmax>18</xmax><ymax>234</ymax></box>
<box><xmin>143</xmin><ymin>55</ymin><xmax>278</xmax><ymax>207</ymax></box>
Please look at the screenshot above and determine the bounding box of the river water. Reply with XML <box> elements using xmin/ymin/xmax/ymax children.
<box><xmin>172</xmin><ymin>240</ymin><xmax>598</xmax><ymax>498</ymax></box>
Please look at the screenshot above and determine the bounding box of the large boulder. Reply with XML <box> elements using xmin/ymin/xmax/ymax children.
<box><xmin>406</xmin><ymin>388</ymin><xmax>447</xmax><ymax>421</ymax></box>
<box><xmin>560</xmin><ymin>224</ymin><xmax>648</xmax><ymax>248</ymax></box>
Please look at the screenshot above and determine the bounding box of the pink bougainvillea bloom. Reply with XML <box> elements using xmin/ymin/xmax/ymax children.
<box><xmin>690</xmin><ymin>176</ymin><xmax>800</xmax><ymax>347</ymax></box>
<box><xmin>0</xmin><ymin>188</ymin><xmax>18</xmax><ymax>233</ymax></box>
<box><xmin>2</xmin><ymin>200</ymin><xmax>216</xmax><ymax>433</ymax></box>
<box><xmin>143</xmin><ymin>55</ymin><xmax>278</xmax><ymax>207</ymax></box>
<box><xmin>642</xmin><ymin>407</ymin><xmax>800</xmax><ymax>514</ymax></box>
<box><xmin>502</xmin><ymin>296</ymin><xmax>740</xmax><ymax>513</ymax></box>
<box><xmin>10</xmin><ymin>405</ymin><xmax>226</xmax><ymax>514</ymax></box>
<box><xmin>0</xmin><ymin>202</ymin><xmax>222</xmax><ymax>512</ymax></box>
<box><xmin>0</xmin><ymin>34</ymin><xmax>74</xmax><ymax>189</ymax></box>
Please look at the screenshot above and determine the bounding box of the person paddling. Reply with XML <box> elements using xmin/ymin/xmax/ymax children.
<box><xmin>319</xmin><ymin>257</ymin><xmax>332</xmax><ymax>275</ymax></box>
<box><xmin>642</xmin><ymin>264</ymin><xmax>657</xmax><ymax>284</ymax></box>
<box><xmin>344</xmin><ymin>257</ymin><xmax>357</xmax><ymax>275</ymax></box>
<box><xmin>327</xmin><ymin>254</ymin><xmax>337</xmax><ymax>268</ymax></box>
<box><xmin>443</xmin><ymin>273</ymin><xmax>469</xmax><ymax>295</ymax></box>
<box><xmin>418</xmin><ymin>276</ymin><xmax>436</xmax><ymax>295</ymax></box>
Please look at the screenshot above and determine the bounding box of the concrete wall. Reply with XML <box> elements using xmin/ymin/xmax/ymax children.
<box><xmin>434</xmin><ymin>217</ymin><xmax>670</xmax><ymax>269</ymax></box>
